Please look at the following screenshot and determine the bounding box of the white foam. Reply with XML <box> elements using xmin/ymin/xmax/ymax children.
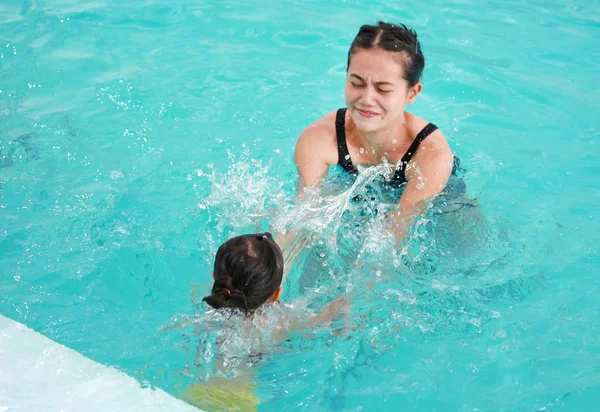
<box><xmin>0</xmin><ymin>315</ymin><xmax>200</xmax><ymax>412</ymax></box>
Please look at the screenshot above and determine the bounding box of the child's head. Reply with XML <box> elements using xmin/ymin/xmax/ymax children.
<box><xmin>203</xmin><ymin>232</ymin><xmax>284</xmax><ymax>314</ymax></box>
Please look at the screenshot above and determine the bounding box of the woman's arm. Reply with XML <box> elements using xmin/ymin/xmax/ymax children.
<box><xmin>293</xmin><ymin>126</ymin><xmax>332</xmax><ymax>194</ymax></box>
<box><xmin>389</xmin><ymin>133</ymin><xmax>454</xmax><ymax>247</ymax></box>
<box><xmin>275</xmin><ymin>120</ymin><xmax>338</xmax><ymax>281</ymax></box>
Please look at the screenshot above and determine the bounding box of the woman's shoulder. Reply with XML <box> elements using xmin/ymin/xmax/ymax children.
<box><xmin>294</xmin><ymin>110</ymin><xmax>340</xmax><ymax>162</ymax></box>
<box><xmin>408</xmin><ymin>113</ymin><xmax>453</xmax><ymax>165</ymax></box>
<box><xmin>407</xmin><ymin>113</ymin><xmax>449</xmax><ymax>145</ymax></box>
<box><xmin>299</xmin><ymin>110</ymin><xmax>338</xmax><ymax>140</ymax></box>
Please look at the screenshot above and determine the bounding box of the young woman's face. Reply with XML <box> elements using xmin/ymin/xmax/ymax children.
<box><xmin>345</xmin><ymin>48</ymin><xmax>421</xmax><ymax>133</ymax></box>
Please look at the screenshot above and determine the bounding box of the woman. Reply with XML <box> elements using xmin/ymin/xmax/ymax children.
<box><xmin>284</xmin><ymin>21</ymin><xmax>455</xmax><ymax>251</ymax></box>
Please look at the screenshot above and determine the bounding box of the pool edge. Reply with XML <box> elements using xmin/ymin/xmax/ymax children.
<box><xmin>0</xmin><ymin>314</ymin><xmax>202</xmax><ymax>411</ymax></box>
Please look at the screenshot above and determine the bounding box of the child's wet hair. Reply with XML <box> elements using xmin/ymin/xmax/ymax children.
<box><xmin>203</xmin><ymin>232</ymin><xmax>284</xmax><ymax>314</ymax></box>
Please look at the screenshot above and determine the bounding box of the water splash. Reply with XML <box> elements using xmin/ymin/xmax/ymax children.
<box><xmin>193</xmin><ymin>152</ymin><xmax>290</xmax><ymax>266</ymax></box>
<box><xmin>199</xmin><ymin>152</ymin><xmax>288</xmax><ymax>233</ymax></box>
<box><xmin>273</xmin><ymin>163</ymin><xmax>397</xmax><ymax>250</ymax></box>
<box><xmin>188</xmin><ymin>153</ymin><xmax>544</xmax><ymax>408</ymax></box>
<box><xmin>162</xmin><ymin>299</ymin><xmax>313</xmax><ymax>381</ymax></box>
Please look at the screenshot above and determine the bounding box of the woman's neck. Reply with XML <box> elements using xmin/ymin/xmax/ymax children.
<box><xmin>351</xmin><ymin>112</ymin><xmax>412</xmax><ymax>158</ymax></box>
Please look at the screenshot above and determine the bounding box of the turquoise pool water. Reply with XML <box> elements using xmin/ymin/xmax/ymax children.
<box><xmin>1</xmin><ymin>0</ymin><xmax>599</xmax><ymax>410</ymax></box>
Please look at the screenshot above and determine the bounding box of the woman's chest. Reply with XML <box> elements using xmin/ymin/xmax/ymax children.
<box><xmin>345</xmin><ymin>139</ymin><xmax>410</xmax><ymax>168</ymax></box>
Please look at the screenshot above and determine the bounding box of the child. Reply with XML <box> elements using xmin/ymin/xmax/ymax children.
<box><xmin>203</xmin><ymin>232</ymin><xmax>284</xmax><ymax>315</ymax></box>
<box><xmin>180</xmin><ymin>232</ymin><xmax>348</xmax><ymax>411</ymax></box>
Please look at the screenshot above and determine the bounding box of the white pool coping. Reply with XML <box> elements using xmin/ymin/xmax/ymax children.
<box><xmin>0</xmin><ymin>314</ymin><xmax>201</xmax><ymax>412</ymax></box>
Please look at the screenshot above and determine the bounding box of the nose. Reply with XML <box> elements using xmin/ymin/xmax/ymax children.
<box><xmin>360</xmin><ymin>85</ymin><xmax>376</xmax><ymax>105</ymax></box>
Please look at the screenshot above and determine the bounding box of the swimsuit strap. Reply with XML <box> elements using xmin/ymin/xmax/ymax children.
<box><xmin>392</xmin><ymin>123</ymin><xmax>439</xmax><ymax>184</ymax></box>
<box><xmin>335</xmin><ymin>108</ymin><xmax>356</xmax><ymax>174</ymax></box>
<box><xmin>335</xmin><ymin>110</ymin><xmax>440</xmax><ymax>186</ymax></box>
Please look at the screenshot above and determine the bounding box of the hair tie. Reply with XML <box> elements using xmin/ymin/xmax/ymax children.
<box><xmin>223</xmin><ymin>288</ymin><xmax>231</xmax><ymax>296</ymax></box>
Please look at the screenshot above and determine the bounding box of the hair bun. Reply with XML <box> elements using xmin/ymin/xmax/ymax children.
<box><xmin>203</xmin><ymin>283</ymin><xmax>236</xmax><ymax>310</ymax></box>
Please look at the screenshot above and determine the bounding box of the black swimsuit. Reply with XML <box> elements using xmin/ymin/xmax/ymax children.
<box><xmin>335</xmin><ymin>108</ymin><xmax>441</xmax><ymax>186</ymax></box>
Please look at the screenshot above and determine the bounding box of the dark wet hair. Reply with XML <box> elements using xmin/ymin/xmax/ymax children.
<box><xmin>347</xmin><ymin>21</ymin><xmax>425</xmax><ymax>87</ymax></box>
<box><xmin>203</xmin><ymin>232</ymin><xmax>284</xmax><ymax>315</ymax></box>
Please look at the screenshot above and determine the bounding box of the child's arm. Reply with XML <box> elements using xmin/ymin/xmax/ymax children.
<box><xmin>308</xmin><ymin>295</ymin><xmax>351</xmax><ymax>327</ymax></box>
<box><xmin>271</xmin><ymin>295</ymin><xmax>352</xmax><ymax>343</ymax></box>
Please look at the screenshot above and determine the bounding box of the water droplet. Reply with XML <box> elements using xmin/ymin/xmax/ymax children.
<box><xmin>109</xmin><ymin>171</ymin><xmax>124</xmax><ymax>180</ymax></box>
